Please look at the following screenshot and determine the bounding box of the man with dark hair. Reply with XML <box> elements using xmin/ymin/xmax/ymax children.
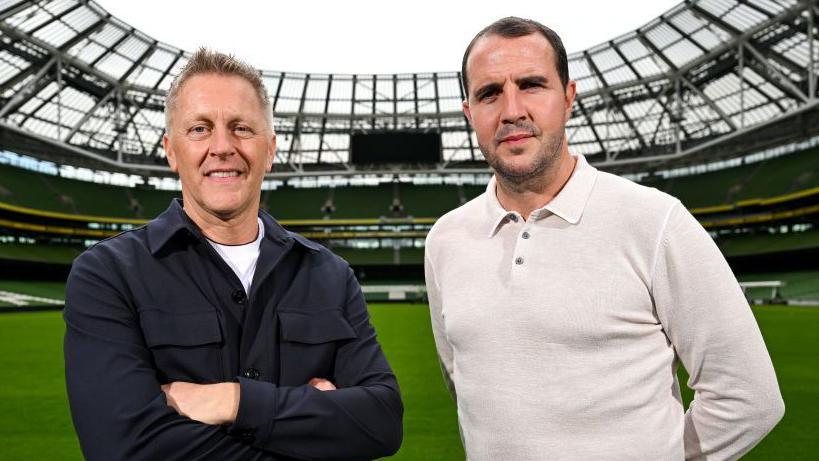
<box><xmin>64</xmin><ymin>48</ymin><xmax>402</xmax><ymax>461</ymax></box>
<box><xmin>461</xmin><ymin>17</ymin><xmax>569</xmax><ymax>93</ymax></box>
<box><xmin>425</xmin><ymin>16</ymin><xmax>783</xmax><ymax>460</ymax></box>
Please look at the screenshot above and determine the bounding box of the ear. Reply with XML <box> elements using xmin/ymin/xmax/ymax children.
<box><xmin>266</xmin><ymin>133</ymin><xmax>276</xmax><ymax>172</ymax></box>
<box><xmin>462</xmin><ymin>99</ymin><xmax>473</xmax><ymax>125</ymax></box>
<box><xmin>564</xmin><ymin>80</ymin><xmax>577</xmax><ymax>122</ymax></box>
<box><xmin>163</xmin><ymin>134</ymin><xmax>178</xmax><ymax>172</ymax></box>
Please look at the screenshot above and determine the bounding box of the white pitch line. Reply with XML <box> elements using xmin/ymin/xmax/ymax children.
<box><xmin>0</xmin><ymin>291</ymin><xmax>64</xmax><ymax>306</ymax></box>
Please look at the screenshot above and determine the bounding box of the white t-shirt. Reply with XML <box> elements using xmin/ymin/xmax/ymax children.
<box><xmin>207</xmin><ymin>218</ymin><xmax>263</xmax><ymax>294</ymax></box>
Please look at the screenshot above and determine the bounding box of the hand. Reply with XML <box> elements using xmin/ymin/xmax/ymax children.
<box><xmin>308</xmin><ymin>377</ymin><xmax>336</xmax><ymax>391</ymax></box>
<box><xmin>161</xmin><ymin>381</ymin><xmax>240</xmax><ymax>425</ymax></box>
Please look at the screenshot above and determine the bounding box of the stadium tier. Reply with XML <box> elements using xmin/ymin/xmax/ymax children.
<box><xmin>2</xmin><ymin>146</ymin><xmax>818</xmax><ymax>284</ymax></box>
<box><xmin>665</xmin><ymin>147</ymin><xmax>819</xmax><ymax>209</ymax></box>
<box><xmin>4</xmin><ymin>145</ymin><xmax>814</xmax><ymax>221</ymax></box>
<box><xmin>2</xmin><ymin>145</ymin><xmax>817</xmax><ymax>218</ymax></box>
<box><xmin>0</xmin><ymin>241</ymin><xmax>80</xmax><ymax>264</ymax></box>
<box><xmin>718</xmin><ymin>227</ymin><xmax>819</xmax><ymax>258</ymax></box>
<box><xmin>332</xmin><ymin>247</ymin><xmax>424</xmax><ymax>266</ymax></box>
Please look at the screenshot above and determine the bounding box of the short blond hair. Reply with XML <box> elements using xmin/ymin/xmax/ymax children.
<box><xmin>164</xmin><ymin>48</ymin><xmax>272</xmax><ymax>131</ymax></box>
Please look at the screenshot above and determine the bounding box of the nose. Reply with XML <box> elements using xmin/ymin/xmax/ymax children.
<box><xmin>500</xmin><ymin>86</ymin><xmax>527</xmax><ymax>124</ymax></box>
<box><xmin>208</xmin><ymin>126</ymin><xmax>236</xmax><ymax>158</ymax></box>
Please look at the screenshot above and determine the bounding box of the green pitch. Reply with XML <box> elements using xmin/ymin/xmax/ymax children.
<box><xmin>0</xmin><ymin>305</ymin><xmax>816</xmax><ymax>460</ymax></box>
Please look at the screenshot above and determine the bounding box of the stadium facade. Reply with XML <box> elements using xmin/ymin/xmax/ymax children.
<box><xmin>0</xmin><ymin>0</ymin><xmax>818</xmax><ymax>302</ymax></box>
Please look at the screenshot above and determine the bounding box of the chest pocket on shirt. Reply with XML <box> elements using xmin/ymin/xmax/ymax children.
<box><xmin>277</xmin><ymin>308</ymin><xmax>357</xmax><ymax>386</ymax></box>
<box><xmin>140</xmin><ymin>309</ymin><xmax>224</xmax><ymax>384</ymax></box>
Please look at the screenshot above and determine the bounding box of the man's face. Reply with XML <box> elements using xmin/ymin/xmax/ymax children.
<box><xmin>163</xmin><ymin>74</ymin><xmax>275</xmax><ymax>221</ymax></box>
<box><xmin>463</xmin><ymin>33</ymin><xmax>576</xmax><ymax>184</ymax></box>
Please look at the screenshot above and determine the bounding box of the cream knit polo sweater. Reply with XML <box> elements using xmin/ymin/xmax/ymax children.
<box><xmin>425</xmin><ymin>155</ymin><xmax>784</xmax><ymax>460</ymax></box>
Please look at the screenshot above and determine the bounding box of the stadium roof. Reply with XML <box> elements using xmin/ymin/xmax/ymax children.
<box><xmin>0</xmin><ymin>0</ymin><xmax>817</xmax><ymax>177</ymax></box>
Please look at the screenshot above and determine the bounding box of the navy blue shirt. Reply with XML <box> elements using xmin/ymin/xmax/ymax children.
<box><xmin>64</xmin><ymin>200</ymin><xmax>403</xmax><ymax>460</ymax></box>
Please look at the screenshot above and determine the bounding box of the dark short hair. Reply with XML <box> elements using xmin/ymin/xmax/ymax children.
<box><xmin>461</xmin><ymin>16</ymin><xmax>569</xmax><ymax>97</ymax></box>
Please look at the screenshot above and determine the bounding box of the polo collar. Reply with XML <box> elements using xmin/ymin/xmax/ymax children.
<box><xmin>484</xmin><ymin>176</ymin><xmax>517</xmax><ymax>238</ymax></box>
<box><xmin>484</xmin><ymin>154</ymin><xmax>598</xmax><ymax>238</ymax></box>
<box><xmin>147</xmin><ymin>199</ymin><xmax>321</xmax><ymax>254</ymax></box>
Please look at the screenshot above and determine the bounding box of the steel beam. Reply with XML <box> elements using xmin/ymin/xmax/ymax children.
<box><xmin>680</xmin><ymin>75</ymin><xmax>738</xmax><ymax>130</ymax></box>
<box><xmin>63</xmin><ymin>87</ymin><xmax>115</xmax><ymax>142</ymax></box>
<box><xmin>743</xmin><ymin>41</ymin><xmax>808</xmax><ymax>102</ymax></box>
<box><xmin>0</xmin><ymin>22</ymin><xmax>164</xmax><ymax>96</ymax></box>
<box><xmin>0</xmin><ymin>55</ymin><xmax>56</xmax><ymax>118</ymax></box>
<box><xmin>583</xmin><ymin>50</ymin><xmax>647</xmax><ymax>151</ymax></box>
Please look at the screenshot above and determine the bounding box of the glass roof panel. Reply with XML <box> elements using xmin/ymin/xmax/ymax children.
<box><xmin>0</xmin><ymin>0</ymin><xmax>814</xmax><ymax>173</ymax></box>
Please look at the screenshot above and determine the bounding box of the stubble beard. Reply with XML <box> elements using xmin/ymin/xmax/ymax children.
<box><xmin>482</xmin><ymin>129</ymin><xmax>565</xmax><ymax>188</ymax></box>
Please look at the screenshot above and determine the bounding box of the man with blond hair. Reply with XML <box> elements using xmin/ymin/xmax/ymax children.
<box><xmin>425</xmin><ymin>17</ymin><xmax>783</xmax><ymax>460</ymax></box>
<box><xmin>65</xmin><ymin>49</ymin><xmax>402</xmax><ymax>461</ymax></box>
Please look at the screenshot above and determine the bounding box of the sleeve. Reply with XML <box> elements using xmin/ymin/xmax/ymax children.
<box><xmin>228</xmin><ymin>267</ymin><xmax>403</xmax><ymax>460</ymax></box>
<box><xmin>64</xmin><ymin>249</ymin><xmax>276</xmax><ymax>461</ymax></box>
<box><xmin>651</xmin><ymin>202</ymin><xmax>785</xmax><ymax>460</ymax></box>
<box><xmin>424</xmin><ymin>240</ymin><xmax>457</xmax><ymax>401</ymax></box>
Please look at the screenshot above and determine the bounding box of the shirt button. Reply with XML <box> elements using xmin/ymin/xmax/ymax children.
<box><xmin>522</xmin><ymin>231</ymin><xmax>530</xmax><ymax>239</ymax></box>
<box><xmin>240</xmin><ymin>431</ymin><xmax>255</xmax><ymax>443</ymax></box>
<box><xmin>232</xmin><ymin>290</ymin><xmax>247</xmax><ymax>304</ymax></box>
<box><xmin>515</xmin><ymin>257</ymin><xmax>524</xmax><ymax>265</ymax></box>
<box><xmin>243</xmin><ymin>368</ymin><xmax>261</xmax><ymax>380</ymax></box>
<box><xmin>507</xmin><ymin>213</ymin><xmax>518</xmax><ymax>222</ymax></box>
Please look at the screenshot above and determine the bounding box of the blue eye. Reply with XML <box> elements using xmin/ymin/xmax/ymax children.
<box><xmin>234</xmin><ymin>125</ymin><xmax>254</xmax><ymax>137</ymax></box>
<box><xmin>187</xmin><ymin>125</ymin><xmax>210</xmax><ymax>138</ymax></box>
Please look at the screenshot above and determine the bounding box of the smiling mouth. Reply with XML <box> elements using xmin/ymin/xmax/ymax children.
<box><xmin>206</xmin><ymin>170</ymin><xmax>241</xmax><ymax>178</ymax></box>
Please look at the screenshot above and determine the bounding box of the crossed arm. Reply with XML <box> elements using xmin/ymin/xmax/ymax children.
<box><xmin>64</xmin><ymin>250</ymin><xmax>402</xmax><ymax>461</ymax></box>
<box><xmin>160</xmin><ymin>378</ymin><xmax>335</xmax><ymax>426</ymax></box>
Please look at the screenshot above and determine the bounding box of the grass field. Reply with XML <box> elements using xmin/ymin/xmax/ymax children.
<box><xmin>0</xmin><ymin>305</ymin><xmax>816</xmax><ymax>460</ymax></box>
<box><xmin>0</xmin><ymin>280</ymin><xmax>65</xmax><ymax>308</ymax></box>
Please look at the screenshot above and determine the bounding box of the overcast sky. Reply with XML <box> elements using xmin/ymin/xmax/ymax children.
<box><xmin>97</xmin><ymin>1</ymin><xmax>681</xmax><ymax>75</ymax></box>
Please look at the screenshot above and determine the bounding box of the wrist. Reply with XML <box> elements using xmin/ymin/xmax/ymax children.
<box><xmin>219</xmin><ymin>382</ymin><xmax>240</xmax><ymax>424</ymax></box>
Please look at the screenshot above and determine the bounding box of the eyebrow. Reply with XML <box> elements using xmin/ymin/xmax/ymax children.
<box><xmin>472</xmin><ymin>75</ymin><xmax>550</xmax><ymax>99</ymax></box>
<box><xmin>182</xmin><ymin>112</ymin><xmax>253</xmax><ymax>126</ymax></box>
<box><xmin>516</xmin><ymin>75</ymin><xmax>548</xmax><ymax>87</ymax></box>
<box><xmin>473</xmin><ymin>82</ymin><xmax>502</xmax><ymax>100</ymax></box>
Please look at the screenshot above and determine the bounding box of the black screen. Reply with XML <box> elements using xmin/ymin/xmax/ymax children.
<box><xmin>350</xmin><ymin>132</ymin><xmax>441</xmax><ymax>164</ymax></box>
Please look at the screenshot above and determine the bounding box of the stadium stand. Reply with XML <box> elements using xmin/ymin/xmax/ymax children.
<box><xmin>333</xmin><ymin>185</ymin><xmax>398</xmax><ymax>219</ymax></box>
<box><xmin>0</xmin><ymin>162</ymin><xmax>149</xmax><ymax>217</ymax></box>
<box><xmin>718</xmin><ymin>228</ymin><xmax>819</xmax><ymax>258</ymax></box>
<box><xmin>0</xmin><ymin>0</ymin><xmax>816</xmax><ymax>304</ymax></box>
<box><xmin>332</xmin><ymin>247</ymin><xmax>424</xmax><ymax>266</ymax></box>
<box><xmin>667</xmin><ymin>147</ymin><xmax>819</xmax><ymax>209</ymax></box>
<box><xmin>129</xmin><ymin>187</ymin><xmax>175</xmax><ymax>218</ymax></box>
<box><xmin>2</xmin><ymin>144</ymin><xmax>817</xmax><ymax>220</ymax></box>
<box><xmin>397</xmin><ymin>184</ymin><xmax>463</xmax><ymax>218</ymax></box>
<box><xmin>262</xmin><ymin>186</ymin><xmax>328</xmax><ymax>220</ymax></box>
<box><xmin>0</xmin><ymin>162</ymin><xmax>79</xmax><ymax>214</ymax></box>
<box><xmin>0</xmin><ymin>241</ymin><xmax>80</xmax><ymax>264</ymax></box>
